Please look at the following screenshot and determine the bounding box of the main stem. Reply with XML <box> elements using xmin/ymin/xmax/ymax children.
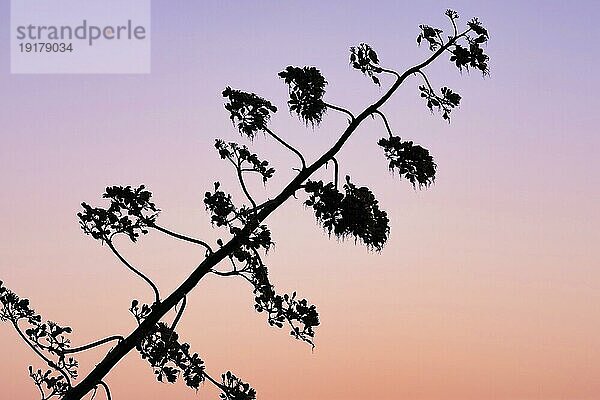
<box><xmin>63</xmin><ymin>38</ymin><xmax>456</xmax><ymax>400</ymax></box>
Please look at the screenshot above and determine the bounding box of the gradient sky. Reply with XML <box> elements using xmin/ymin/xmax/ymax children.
<box><xmin>1</xmin><ymin>1</ymin><xmax>599</xmax><ymax>399</ymax></box>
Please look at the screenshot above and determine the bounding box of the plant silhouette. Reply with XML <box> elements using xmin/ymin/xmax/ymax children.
<box><xmin>1</xmin><ymin>10</ymin><xmax>489</xmax><ymax>400</ymax></box>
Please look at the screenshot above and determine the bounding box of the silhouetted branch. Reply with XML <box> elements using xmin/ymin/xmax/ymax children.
<box><xmin>236</xmin><ymin>161</ymin><xmax>257</xmax><ymax>209</ymax></box>
<box><xmin>445</xmin><ymin>9</ymin><xmax>459</xmax><ymax>37</ymax></box>
<box><xmin>436</xmin><ymin>31</ymin><xmax>445</xmax><ymax>46</ymax></box>
<box><xmin>451</xmin><ymin>22</ymin><xmax>458</xmax><ymax>38</ymax></box>
<box><xmin>63</xmin><ymin>336</ymin><xmax>123</xmax><ymax>355</ymax></box>
<box><xmin>376</xmin><ymin>66</ymin><xmax>400</xmax><ymax>78</ymax></box>
<box><xmin>157</xmin><ymin>296</ymin><xmax>187</xmax><ymax>368</ymax></box>
<box><xmin>372</xmin><ymin>110</ymin><xmax>393</xmax><ymax>138</ymax></box>
<box><xmin>367</xmin><ymin>29</ymin><xmax>467</xmax><ymax>111</ymax></box>
<box><xmin>223</xmin><ymin>207</ymin><xmax>251</xmax><ymax>225</ymax></box>
<box><xmin>90</xmin><ymin>386</ymin><xmax>98</xmax><ymax>400</ymax></box>
<box><xmin>35</xmin><ymin>380</ymin><xmax>45</xmax><ymax>400</ymax></box>
<box><xmin>253</xmin><ymin>199</ymin><xmax>273</xmax><ymax>213</ymax></box>
<box><xmin>106</xmin><ymin>241</ymin><xmax>160</xmax><ymax>304</ymax></box>
<box><xmin>414</xmin><ymin>69</ymin><xmax>434</xmax><ymax>92</ymax></box>
<box><xmin>210</xmin><ymin>270</ymin><xmax>239</xmax><ymax>277</ymax></box>
<box><xmin>264</xmin><ymin>127</ymin><xmax>307</xmax><ymax>169</ymax></box>
<box><xmin>328</xmin><ymin>157</ymin><xmax>340</xmax><ymax>189</ymax></box>
<box><xmin>323</xmin><ymin>102</ymin><xmax>355</xmax><ymax>120</ymax></box>
<box><xmin>211</xmin><ymin>269</ymin><xmax>254</xmax><ymax>285</ymax></box>
<box><xmin>224</xmin><ymin>155</ymin><xmax>238</xmax><ymax>169</ymax></box>
<box><xmin>150</xmin><ymin>224</ymin><xmax>213</xmax><ymax>254</ymax></box>
<box><xmin>98</xmin><ymin>381</ymin><xmax>111</xmax><ymax>400</ymax></box>
<box><xmin>171</xmin><ymin>296</ymin><xmax>187</xmax><ymax>331</ymax></box>
<box><xmin>203</xmin><ymin>372</ymin><xmax>227</xmax><ymax>392</ymax></box>
<box><xmin>445</xmin><ymin>29</ymin><xmax>472</xmax><ymax>54</ymax></box>
<box><xmin>168</xmin><ymin>296</ymin><xmax>186</xmax><ymax>341</ymax></box>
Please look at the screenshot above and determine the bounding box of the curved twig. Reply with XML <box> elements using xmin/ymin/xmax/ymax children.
<box><xmin>414</xmin><ymin>69</ymin><xmax>434</xmax><ymax>92</ymax></box>
<box><xmin>150</xmin><ymin>224</ymin><xmax>213</xmax><ymax>254</ymax></box>
<box><xmin>253</xmin><ymin>199</ymin><xmax>273</xmax><ymax>213</ymax></box>
<box><xmin>371</xmin><ymin>110</ymin><xmax>394</xmax><ymax>138</ymax></box>
<box><xmin>441</xmin><ymin>29</ymin><xmax>472</xmax><ymax>58</ymax></box>
<box><xmin>210</xmin><ymin>270</ymin><xmax>239</xmax><ymax>277</ymax></box>
<box><xmin>63</xmin><ymin>336</ymin><xmax>124</xmax><ymax>355</ymax></box>
<box><xmin>157</xmin><ymin>296</ymin><xmax>187</xmax><ymax>368</ymax></box>
<box><xmin>264</xmin><ymin>128</ymin><xmax>307</xmax><ymax>169</ymax></box>
<box><xmin>35</xmin><ymin>381</ymin><xmax>45</xmax><ymax>400</ymax></box>
<box><xmin>447</xmin><ymin>13</ymin><xmax>458</xmax><ymax>37</ymax></box>
<box><xmin>375</xmin><ymin>65</ymin><xmax>401</xmax><ymax>78</ymax></box>
<box><xmin>435</xmin><ymin>31</ymin><xmax>445</xmax><ymax>47</ymax></box>
<box><xmin>169</xmin><ymin>296</ymin><xmax>186</xmax><ymax>339</ymax></box>
<box><xmin>218</xmin><ymin>152</ymin><xmax>239</xmax><ymax>170</ymax></box>
<box><xmin>329</xmin><ymin>157</ymin><xmax>339</xmax><ymax>189</ymax></box>
<box><xmin>203</xmin><ymin>372</ymin><xmax>227</xmax><ymax>392</ymax></box>
<box><xmin>211</xmin><ymin>269</ymin><xmax>254</xmax><ymax>286</ymax></box>
<box><xmin>97</xmin><ymin>381</ymin><xmax>111</xmax><ymax>400</ymax></box>
<box><xmin>236</xmin><ymin>161</ymin><xmax>257</xmax><ymax>209</ymax></box>
<box><xmin>107</xmin><ymin>241</ymin><xmax>160</xmax><ymax>304</ymax></box>
<box><xmin>323</xmin><ymin>102</ymin><xmax>355</xmax><ymax>120</ymax></box>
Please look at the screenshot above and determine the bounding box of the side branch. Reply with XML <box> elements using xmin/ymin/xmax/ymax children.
<box><xmin>64</xmin><ymin>336</ymin><xmax>124</xmax><ymax>355</ymax></box>
<box><xmin>150</xmin><ymin>224</ymin><xmax>213</xmax><ymax>254</ymax></box>
<box><xmin>323</xmin><ymin>102</ymin><xmax>355</xmax><ymax>120</ymax></box>
<box><xmin>159</xmin><ymin>296</ymin><xmax>187</xmax><ymax>366</ymax></box>
<box><xmin>204</xmin><ymin>372</ymin><xmax>227</xmax><ymax>392</ymax></box>
<box><xmin>169</xmin><ymin>296</ymin><xmax>186</xmax><ymax>338</ymax></box>
<box><xmin>376</xmin><ymin>65</ymin><xmax>400</xmax><ymax>78</ymax></box>
<box><xmin>328</xmin><ymin>157</ymin><xmax>339</xmax><ymax>189</ymax></box>
<box><xmin>368</xmin><ymin>33</ymin><xmax>464</xmax><ymax>112</ymax></box>
<box><xmin>264</xmin><ymin>128</ymin><xmax>307</xmax><ymax>169</ymax></box>
<box><xmin>106</xmin><ymin>241</ymin><xmax>160</xmax><ymax>304</ymax></box>
<box><xmin>414</xmin><ymin>69</ymin><xmax>434</xmax><ymax>92</ymax></box>
<box><xmin>211</xmin><ymin>268</ymin><xmax>254</xmax><ymax>285</ymax></box>
<box><xmin>372</xmin><ymin>110</ymin><xmax>393</xmax><ymax>137</ymax></box>
<box><xmin>236</xmin><ymin>161</ymin><xmax>257</xmax><ymax>209</ymax></box>
<box><xmin>98</xmin><ymin>381</ymin><xmax>111</xmax><ymax>400</ymax></box>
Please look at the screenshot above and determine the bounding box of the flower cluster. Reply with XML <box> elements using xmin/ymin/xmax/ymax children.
<box><xmin>78</xmin><ymin>185</ymin><xmax>159</xmax><ymax>243</ymax></box>
<box><xmin>219</xmin><ymin>371</ymin><xmax>256</xmax><ymax>400</ymax></box>
<box><xmin>215</xmin><ymin>140</ymin><xmax>275</xmax><ymax>183</ymax></box>
<box><xmin>249</xmin><ymin>259</ymin><xmax>319</xmax><ymax>346</ymax></box>
<box><xmin>417</xmin><ymin>24</ymin><xmax>445</xmax><ymax>51</ymax></box>
<box><xmin>349</xmin><ymin>43</ymin><xmax>382</xmax><ymax>85</ymax></box>
<box><xmin>204</xmin><ymin>182</ymin><xmax>240</xmax><ymax>228</ymax></box>
<box><xmin>419</xmin><ymin>85</ymin><xmax>461</xmax><ymax>121</ymax></box>
<box><xmin>222</xmin><ymin>87</ymin><xmax>277</xmax><ymax>139</ymax></box>
<box><xmin>1</xmin><ymin>281</ymin><xmax>77</xmax><ymax>398</ymax></box>
<box><xmin>28</xmin><ymin>367</ymin><xmax>70</xmax><ymax>398</ymax></box>
<box><xmin>416</xmin><ymin>10</ymin><xmax>490</xmax><ymax>76</ymax></box>
<box><xmin>278</xmin><ymin>66</ymin><xmax>328</xmax><ymax>126</ymax></box>
<box><xmin>130</xmin><ymin>300</ymin><xmax>206</xmax><ymax>389</ymax></box>
<box><xmin>304</xmin><ymin>177</ymin><xmax>390</xmax><ymax>251</ymax></box>
<box><xmin>378</xmin><ymin>136</ymin><xmax>436</xmax><ymax>188</ymax></box>
<box><xmin>450</xmin><ymin>18</ymin><xmax>489</xmax><ymax>74</ymax></box>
